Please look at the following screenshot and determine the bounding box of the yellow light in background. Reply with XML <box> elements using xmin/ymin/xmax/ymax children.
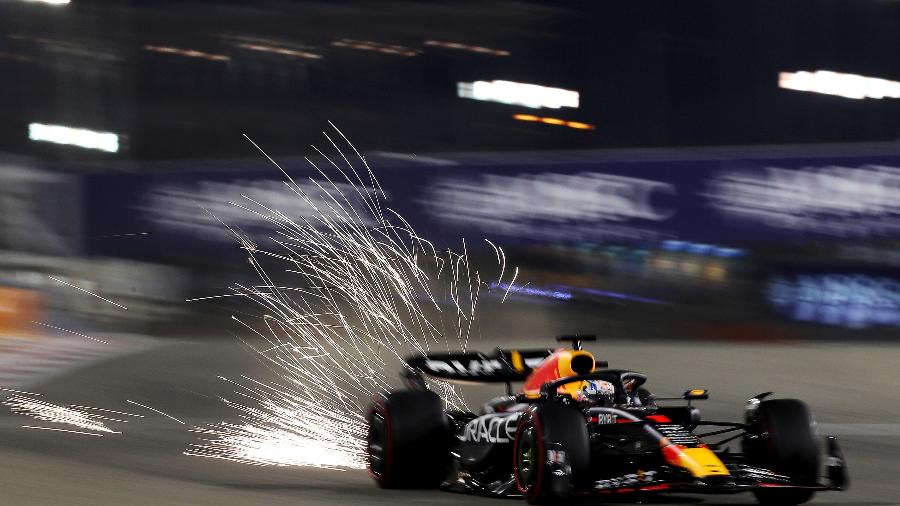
<box><xmin>705</xmin><ymin>262</ymin><xmax>727</xmax><ymax>282</ymax></box>
<box><xmin>511</xmin><ymin>114</ymin><xmax>595</xmax><ymax>130</ymax></box>
<box><xmin>566</xmin><ymin>121</ymin><xmax>595</xmax><ymax>130</ymax></box>
<box><xmin>331</xmin><ymin>39</ymin><xmax>420</xmax><ymax>57</ymax></box>
<box><xmin>680</xmin><ymin>261</ymin><xmax>700</xmax><ymax>275</ymax></box>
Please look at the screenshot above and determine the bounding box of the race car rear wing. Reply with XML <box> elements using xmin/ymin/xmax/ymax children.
<box><xmin>405</xmin><ymin>348</ymin><xmax>553</xmax><ymax>383</ymax></box>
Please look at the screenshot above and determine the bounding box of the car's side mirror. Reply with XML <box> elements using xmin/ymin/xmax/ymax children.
<box><xmin>683</xmin><ymin>389</ymin><xmax>709</xmax><ymax>400</ymax></box>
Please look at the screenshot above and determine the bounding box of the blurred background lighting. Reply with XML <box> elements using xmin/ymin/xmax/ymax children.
<box><xmin>23</xmin><ymin>0</ymin><xmax>70</xmax><ymax>5</ymax></box>
<box><xmin>779</xmin><ymin>70</ymin><xmax>900</xmax><ymax>99</ymax></box>
<box><xmin>28</xmin><ymin>123</ymin><xmax>119</xmax><ymax>153</ymax></box>
<box><xmin>458</xmin><ymin>80</ymin><xmax>579</xmax><ymax>109</ymax></box>
<box><xmin>424</xmin><ymin>40</ymin><xmax>510</xmax><ymax>56</ymax></box>
<box><xmin>661</xmin><ymin>240</ymin><xmax>686</xmax><ymax>251</ymax></box>
<box><xmin>687</xmin><ymin>243</ymin><xmax>712</xmax><ymax>254</ymax></box>
<box><xmin>331</xmin><ymin>39</ymin><xmax>419</xmax><ymax>57</ymax></box>
<box><xmin>143</xmin><ymin>45</ymin><xmax>230</xmax><ymax>62</ymax></box>
<box><xmin>237</xmin><ymin>43</ymin><xmax>321</xmax><ymax>60</ymax></box>
<box><xmin>511</xmin><ymin>114</ymin><xmax>594</xmax><ymax>130</ymax></box>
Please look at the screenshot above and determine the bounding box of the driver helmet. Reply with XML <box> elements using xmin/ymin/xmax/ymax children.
<box><xmin>578</xmin><ymin>379</ymin><xmax>616</xmax><ymax>407</ymax></box>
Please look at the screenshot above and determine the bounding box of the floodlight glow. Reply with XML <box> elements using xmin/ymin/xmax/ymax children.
<box><xmin>458</xmin><ymin>80</ymin><xmax>579</xmax><ymax>109</ymax></box>
<box><xmin>23</xmin><ymin>0</ymin><xmax>70</xmax><ymax>5</ymax></box>
<box><xmin>28</xmin><ymin>123</ymin><xmax>119</xmax><ymax>153</ymax></box>
<box><xmin>779</xmin><ymin>70</ymin><xmax>900</xmax><ymax>100</ymax></box>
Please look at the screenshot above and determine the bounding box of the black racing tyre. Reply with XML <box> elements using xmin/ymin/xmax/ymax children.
<box><xmin>366</xmin><ymin>390</ymin><xmax>450</xmax><ymax>489</ymax></box>
<box><xmin>513</xmin><ymin>403</ymin><xmax>590</xmax><ymax>505</ymax></box>
<box><xmin>750</xmin><ymin>399</ymin><xmax>819</xmax><ymax>505</ymax></box>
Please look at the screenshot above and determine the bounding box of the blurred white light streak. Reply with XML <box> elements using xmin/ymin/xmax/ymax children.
<box><xmin>31</xmin><ymin>321</ymin><xmax>109</xmax><ymax>344</ymax></box>
<box><xmin>126</xmin><ymin>400</ymin><xmax>185</xmax><ymax>425</ymax></box>
<box><xmin>143</xmin><ymin>45</ymin><xmax>229</xmax><ymax>62</ymax></box>
<box><xmin>23</xmin><ymin>0</ymin><xmax>70</xmax><ymax>5</ymax></box>
<box><xmin>47</xmin><ymin>276</ymin><xmax>128</xmax><ymax>310</ymax></box>
<box><xmin>69</xmin><ymin>405</ymin><xmax>144</xmax><ymax>417</ymax></box>
<box><xmin>96</xmin><ymin>232</ymin><xmax>151</xmax><ymax>238</ymax></box>
<box><xmin>185</xmin><ymin>293</ymin><xmax>248</xmax><ymax>302</ymax></box>
<box><xmin>28</xmin><ymin>123</ymin><xmax>119</xmax><ymax>153</ymax></box>
<box><xmin>501</xmin><ymin>267</ymin><xmax>519</xmax><ymax>303</ymax></box>
<box><xmin>237</xmin><ymin>43</ymin><xmax>321</xmax><ymax>60</ymax></box>
<box><xmin>21</xmin><ymin>426</ymin><xmax>103</xmax><ymax>436</ymax></box>
<box><xmin>424</xmin><ymin>40</ymin><xmax>509</xmax><ymax>56</ymax></box>
<box><xmin>458</xmin><ymin>80</ymin><xmax>579</xmax><ymax>109</ymax></box>
<box><xmin>779</xmin><ymin>70</ymin><xmax>900</xmax><ymax>100</ymax></box>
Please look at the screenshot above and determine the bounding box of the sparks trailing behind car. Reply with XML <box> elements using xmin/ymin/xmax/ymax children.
<box><xmin>365</xmin><ymin>335</ymin><xmax>847</xmax><ymax>505</ymax></box>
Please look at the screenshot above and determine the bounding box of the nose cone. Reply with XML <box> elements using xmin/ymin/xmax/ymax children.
<box><xmin>662</xmin><ymin>445</ymin><xmax>730</xmax><ymax>478</ymax></box>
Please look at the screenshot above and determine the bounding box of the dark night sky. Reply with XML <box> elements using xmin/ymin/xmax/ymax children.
<box><xmin>2</xmin><ymin>0</ymin><xmax>900</xmax><ymax>164</ymax></box>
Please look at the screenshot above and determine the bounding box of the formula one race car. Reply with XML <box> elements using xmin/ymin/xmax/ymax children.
<box><xmin>365</xmin><ymin>335</ymin><xmax>847</xmax><ymax>504</ymax></box>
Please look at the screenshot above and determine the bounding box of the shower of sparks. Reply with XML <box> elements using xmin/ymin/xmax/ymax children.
<box><xmin>0</xmin><ymin>386</ymin><xmax>42</xmax><ymax>396</ymax></box>
<box><xmin>126</xmin><ymin>400</ymin><xmax>186</xmax><ymax>425</ymax></box>
<box><xmin>69</xmin><ymin>405</ymin><xmax>144</xmax><ymax>418</ymax></box>
<box><xmin>3</xmin><ymin>395</ymin><xmax>123</xmax><ymax>435</ymax></box>
<box><xmin>30</xmin><ymin>321</ymin><xmax>109</xmax><ymax>344</ymax></box>
<box><xmin>47</xmin><ymin>276</ymin><xmax>129</xmax><ymax>310</ymax></box>
<box><xmin>186</xmin><ymin>123</ymin><xmax>513</xmax><ymax>469</ymax></box>
<box><xmin>21</xmin><ymin>426</ymin><xmax>106</xmax><ymax>437</ymax></box>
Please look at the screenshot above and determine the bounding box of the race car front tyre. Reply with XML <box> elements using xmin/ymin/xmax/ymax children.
<box><xmin>366</xmin><ymin>390</ymin><xmax>450</xmax><ymax>489</ymax></box>
<box><xmin>749</xmin><ymin>399</ymin><xmax>819</xmax><ymax>505</ymax></box>
<box><xmin>513</xmin><ymin>403</ymin><xmax>590</xmax><ymax>505</ymax></box>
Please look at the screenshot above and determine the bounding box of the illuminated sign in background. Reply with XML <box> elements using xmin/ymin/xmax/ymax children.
<box><xmin>779</xmin><ymin>70</ymin><xmax>900</xmax><ymax>100</ymax></box>
<box><xmin>28</xmin><ymin>123</ymin><xmax>119</xmax><ymax>153</ymax></box>
<box><xmin>457</xmin><ymin>80</ymin><xmax>579</xmax><ymax>109</ymax></box>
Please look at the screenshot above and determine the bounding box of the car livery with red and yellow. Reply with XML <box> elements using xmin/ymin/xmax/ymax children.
<box><xmin>365</xmin><ymin>336</ymin><xmax>847</xmax><ymax>505</ymax></box>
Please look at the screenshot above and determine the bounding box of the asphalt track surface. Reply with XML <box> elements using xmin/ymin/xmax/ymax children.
<box><xmin>1</xmin><ymin>301</ymin><xmax>899</xmax><ymax>505</ymax></box>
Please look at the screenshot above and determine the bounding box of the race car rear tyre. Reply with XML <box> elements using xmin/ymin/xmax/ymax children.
<box><xmin>513</xmin><ymin>403</ymin><xmax>590</xmax><ymax>505</ymax></box>
<box><xmin>366</xmin><ymin>390</ymin><xmax>450</xmax><ymax>489</ymax></box>
<box><xmin>749</xmin><ymin>399</ymin><xmax>819</xmax><ymax>505</ymax></box>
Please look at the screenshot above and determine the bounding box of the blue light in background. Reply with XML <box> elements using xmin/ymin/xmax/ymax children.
<box><xmin>661</xmin><ymin>240</ymin><xmax>686</xmax><ymax>251</ymax></box>
<box><xmin>767</xmin><ymin>274</ymin><xmax>900</xmax><ymax>329</ymax></box>
<box><xmin>687</xmin><ymin>243</ymin><xmax>713</xmax><ymax>254</ymax></box>
<box><xmin>712</xmin><ymin>247</ymin><xmax>745</xmax><ymax>258</ymax></box>
<box><xmin>660</xmin><ymin>240</ymin><xmax>745</xmax><ymax>258</ymax></box>
<box><xmin>489</xmin><ymin>282</ymin><xmax>572</xmax><ymax>300</ymax></box>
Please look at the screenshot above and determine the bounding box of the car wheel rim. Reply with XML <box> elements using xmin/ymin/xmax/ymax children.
<box><xmin>368</xmin><ymin>411</ymin><xmax>385</xmax><ymax>475</ymax></box>
<box><xmin>517</xmin><ymin>426</ymin><xmax>535</xmax><ymax>486</ymax></box>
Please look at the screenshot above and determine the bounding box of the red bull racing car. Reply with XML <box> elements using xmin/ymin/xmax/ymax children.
<box><xmin>365</xmin><ymin>336</ymin><xmax>847</xmax><ymax>504</ymax></box>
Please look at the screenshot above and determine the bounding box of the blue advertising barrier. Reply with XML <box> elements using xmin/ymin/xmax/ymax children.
<box><xmin>82</xmin><ymin>151</ymin><xmax>900</xmax><ymax>262</ymax></box>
